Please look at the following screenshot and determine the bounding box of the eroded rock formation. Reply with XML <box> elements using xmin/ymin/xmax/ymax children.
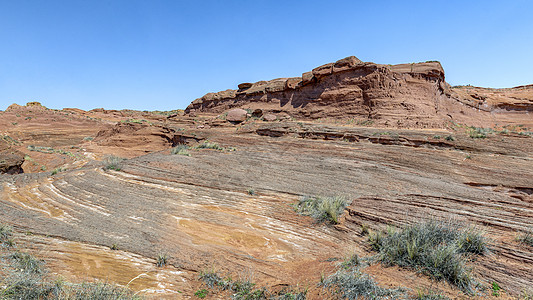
<box><xmin>185</xmin><ymin>56</ymin><xmax>533</xmax><ymax>129</ymax></box>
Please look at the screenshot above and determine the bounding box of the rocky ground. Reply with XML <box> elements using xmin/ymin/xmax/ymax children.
<box><xmin>0</xmin><ymin>58</ymin><xmax>532</xmax><ymax>299</ymax></box>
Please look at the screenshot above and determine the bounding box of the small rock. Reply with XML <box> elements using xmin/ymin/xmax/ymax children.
<box><xmin>263</xmin><ymin>114</ymin><xmax>277</xmax><ymax>122</ymax></box>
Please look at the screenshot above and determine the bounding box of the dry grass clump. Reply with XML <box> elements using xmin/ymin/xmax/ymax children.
<box><xmin>295</xmin><ymin>196</ymin><xmax>348</xmax><ymax>224</ymax></box>
<box><xmin>320</xmin><ymin>268</ymin><xmax>406</xmax><ymax>299</ymax></box>
<box><xmin>196</xmin><ymin>141</ymin><xmax>224</xmax><ymax>150</ymax></box>
<box><xmin>170</xmin><ymin>144</ymin><xmax>190</xmax><ymax>156</ymax></box>
<box><xmin>369</xmin><ymin>219</ymin><xmax>488</xmax><ymax>293</ymax></box>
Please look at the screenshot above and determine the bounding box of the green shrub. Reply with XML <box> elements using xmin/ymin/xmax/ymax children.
<box><xmin>295</xmin><ymin>196</ymin><xmax>348</xmax><ymax>224</ymax></box>
<box><xmin>171</xmin><ymin>144</ymin><xmax>190</xmax><ymax>156</ymax></box>
<box><xmin>195</xmin><ymin>288</ymin><xmax>208</xmax><ymax>298</ymax></box>
<box><xmin>247</xmin><ymin>188</ymin><xmax>255</xmax><ymax>196</ymax></box>
<box><xmin>369</xmin><ymin>219</ymin><xmax>488</xmax><ymax>293</ymax></box>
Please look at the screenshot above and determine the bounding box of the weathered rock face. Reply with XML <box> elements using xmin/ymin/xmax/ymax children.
<box><xmin>185</xmin><ymin>56</ymin><xmax>533</xmax><ymax>129</ymax></box>
<box><xmin>0</xmin><ymin>140</ymin><xmax>24</xmax><ymax>174</ymax></box>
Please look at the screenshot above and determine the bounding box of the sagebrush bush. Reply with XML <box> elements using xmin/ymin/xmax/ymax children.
<box><xmin>369</xmin><ymin>219</ymin><xmax>488</xmax><ymax>293</ymax></box>
<box><xmin>295</xmin><ymin>195</ymin><xmax>348</xmax><ymax>224</ymax></box>
<box><xmin>104</xmin><ymin>155</ymin><xmax>124</xmax><ymax>171</ymax></box>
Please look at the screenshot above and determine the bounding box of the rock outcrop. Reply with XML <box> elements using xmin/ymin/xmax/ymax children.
<box><xmin>0</xmin><ymin>140</ymin><xmax>24</xmax><ymax>174</ymax></box>
<box><xmin>185</xmin><ymin>56</ymin><xmax>533</xmax><ymax>129</ymax></box>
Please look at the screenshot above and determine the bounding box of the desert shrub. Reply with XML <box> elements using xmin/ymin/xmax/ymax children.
<box><xmin>104</xmin><ymin>155</ymin><xmax>124</xmax><ymax>171</ymax></box>
<box><xmin>247</xmin><ymin>188</ymin><xmax>255</xmax><ymax>195</ymax></box>
<box><xmin>171</xmin><ymin>144</ymin><xmax>190</xmax><ymax>156</ymax></box>
<box><xmin>0</xmin><ymin>223</ymin><xmax>13</xmax><ymax>242</ymax></box>
<box><xmin>295</xmin><ymin>196</ymin><xmax>348</xmax><ymax>224</ymax></box>
<box><xmin>445</xmin><ymin>135</ymin><xmax>455</xmax><ymax>141</ymax></box>
<box><xmin>320</xmin><ymin>268</ymin><xmax>405</xmax><ymax>299</ymax></box>
<box><xmin>156</xmin><ymin>253</ymin><xmax>168</xmax><ymax>267</ymax></box>
<box><xmin>369</xmin><ymin>219</ymin><xmax>488</xmax><ymax>293</ymax></box>
<box><xmin>415</xmin><ymin>289</ymin><xmax>450</xmax><ymax>299</ymax></box>
<box><xmin>69</xmin><ymin>282</ymin><xmax>140</xmax><ymax>299</ymax></box>
<box><xmin>517</xmin><ymin>228</ymin><xmax>533</xmax><ymax>247</ymax></box>
<box><xmin>195</xmin><ymin>288</ymin><xmax>208</xmax><ymax>298</ymax></box>
<box><xmin>467</xmin><ymin>127</ymin><xmax>492</xmax><ymax>139</ymax></box>
<box><xmin>198</xmin><ymin>270</ymin><xmax>268</xmax><ymax>299</ymax></box>
<box><xmin>196</xmin><ymin>141</ymin><xmax>224</xmax><ymax>150</ymax></box>
<box><xmin>10</xmin><ymin>252</ymin><xmax>44</xmax><ymax>274</ymax></box>
<box><xmin>340</xmin><ymin>252</ymin><xmax>360</xmax><ymax>270</ymax></box>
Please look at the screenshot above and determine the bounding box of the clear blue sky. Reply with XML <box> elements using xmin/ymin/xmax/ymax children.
<box><xmin>1</xmin><ymin>0</ymin><xmax>532</xmax><ymax>111</ymax></box>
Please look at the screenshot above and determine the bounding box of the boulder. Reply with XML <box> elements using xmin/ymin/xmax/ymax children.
<box><xmin>226</xmin><ymin>108</ymin><xmax>248</xmax><ymax>123</ymax></box>
<box><xmin>238</xmin><ymin>83</ymin><xmax>253</xmax><ymax>89</ymax></box>
<box><xmin>263</xmin><ymin>114</ymin><xmax>277</xmax><ymax>122</ymax></box>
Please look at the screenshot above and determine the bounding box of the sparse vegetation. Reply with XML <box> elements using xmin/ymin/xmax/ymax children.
<box><xmin>196</xmin><ymin>141</ymin><xmax>224</xmax><ymax>150</ymax></box>
<box><xmin>51</xmin><ymin>167</ymin><xmax>66</xmax><ymax>175</ymax></box>
<box><xmin>156</xmin><ymin>253</ymin><xmax>168</xmax><ymax>267</ymax></box>
<box><xmin>171</xmin><ymin>144</ymin><xmax>190</xmax><ymax>156</ymax></box>
<box><xmin>467</xmin><ymin>127</ymin><xmax>493</xmax><ymax>139</ymax></box>
<box><xmin>445</xmin><ymin>135</ymin><xmax>455</xmax><ymax>141</ymax></box>
<box><xmin>195</xmin><ymin>288</ymin><xmax>208</xmax><ymax>298</ymax></box>
<box><xmin>27</xmin><ymin>145</ymin><xmax>78</xmax><ymax>158</ymax></box>
<box><xmin>368</xmin><ymin>219</ymin><xmax>488</xmax><ymax>293</ymax></box>
<box><xmin>110</xmin><ymin>243</ymin><xmax>119</xmax><ymax>250</ymax></box>
<box><xmin>247</xmin><ymin>188</ymin><xmax>255</xmax><ymax>196</ymax></box>
<box><xmin>415</xmin><ymin>289</ymin><xmax>450</xmax><ymax>299</ymax></box>
<box><xmin>320</xmin><ymin>267</ymin><xmax>406</xmax><ymax>299</ymax></box>
<box><xmin>360</xmin><ymin>223</ymin><xmax>370</xmax><ymax>236</ymax></box>
<box><xmin>339</xmin><ymin>252</ymin><xmax>360</xmax><ymax>270</ymax></box>
<box><xmin>294</xmin><ymin>195</ymin><xmax>348</xmax><ymax>224</ymax></box>
<box><xmin>104</xmin><ymin>155</ymin><xmax>124</xmax><ymax>171</ymax></box>
<box><xmin>517</xmin><ymin>228</ymin><xmax>533</xmax><ymax>247</ymax></box>
<box><xmin>0</xmin><ymin>223</ymin><xmax>140</xmax><ymax>299</ymax></box>
<box><xmin>491</xmin><ymin>281</ymin><xmax>501</xmax><ymax>297</ymax></box>
<box><xmin>0</xmin><ymin>223</ymin><xmax>13</xmax><ymax>245</ymax></box>
<box><xmin>198</xmin><ymin>270</ymin><xmax>305</xmax><ymax>299</ymax></box>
